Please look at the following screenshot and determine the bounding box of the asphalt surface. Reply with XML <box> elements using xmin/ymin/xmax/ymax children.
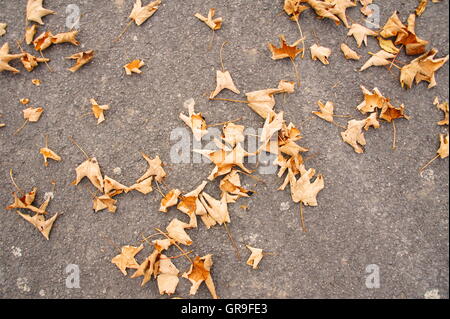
<box><xmin>0</xmin><ymin>0</ymin><xmax>448</xmax><ymax>299</ymax></box>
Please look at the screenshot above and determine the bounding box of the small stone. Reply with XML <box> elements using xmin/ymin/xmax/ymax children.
<box><xmin>113</xmin><ymin>167</ymin><xmax>122</xmax><ymax>175</ymax></box>
<box><xmin>280</xmin><ymin>201</ymin><xmax>290</xmax><ymax>211</ymax></box>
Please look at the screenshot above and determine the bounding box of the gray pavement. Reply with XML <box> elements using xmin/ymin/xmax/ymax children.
<box><xmin>0</xmin><ymin>0</ymin><xmax>448</xmax><ymax>299</ymax></box>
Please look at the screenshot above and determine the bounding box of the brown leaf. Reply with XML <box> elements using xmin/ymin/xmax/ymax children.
<box><xmin>66</xmin><ymin>50</ymin><xmax>95</xmax><ymax>72</ymax></box>
<box><xmin>137</xmin><ymin>153</ymin><xmax>166</xmax><ymax>183</ymax></box>
<box><xmin>310</xmin><ymin>44</ymin><xmax>331</xmax><ymax>65</ymax></box>
<box><xmin>182</xmin><ymin>255</ymin><xmax>218</xmax><ymax>299</ymax></box>
<box><xmin>39</xmin><ymin>147</ymin><xmax>61</xmax><ymax>166</ymax></box>
<box><xmin>341</xmin><ymin>118</ymin><xmax>367</xmax><ymax>153</ymax></box>
<box><xmin>360</xmin><ymin>50</ymin><xmax>396</xmax><ymax>71</ymax></box>
<box><xmin>126</xmin><ymin>177</ymin><xmax>153</xmax><ymax>194</ymax></box>
<box><xmin>340</xmin><ymin>43</ymin><xmax>361</xmax><ymax>60</ymax></box>
<box><xmin>284</xmin><ymin>0</ymin><xmax>309</xmax><ymax>21</ymax></box>
<box><xmin>268</xmin><ymin>35</ymin><xmax>303</xmax><ymax>60</ymax></box>
<box><xmin>124</xmin><ymin>59</ymin><xmax>145</xmax><ymax>75</ymax></box>
<box><xmin>437</xmin><ymin>134</ymin><xmax>449</xmax><ymax>158</ymax></box>
<box><xmin>166</xmin><ymin>218</ymin><xmax>193</xmax><ymax>245</ymax></box>
<box><xmin>23</xmin><ymin>106</ymin><xmax>44</xmax><ymax>122</ymax></box>
<box><xmin>25</xmin><ymin>24</ymin><xmax>38</xmax><ymax>44</ymax></box>
<box><xmin>377</xmin><ymin>37</ymin><xmax>400</xmax><ymax>54</ymax></box>
<box><xmin>72</xmin><ymin>157</ymin><xmax>104</xmax><ymax>192</ymax></box>
<box><xmin>246</xmin><ymin>245</ymin><xmax>264</xmax><ymax>269</ymax></box>
<box><xmin>379</xmin><ymin>103</ymin><xmax>409</xmax><ymax>122</ymax></box>
<box><xmin>195</xmin><ymin>8</ymin><xmax>222</xmax><ymax>30</ymax></box>
<box><xmin>16</xmin><ymin>211</ymin><xmax>58</xmax><ymax>240</ymax></box>
<box><xmin>0</xmin><ymin>43</ymin><xmax>24</xmax><ymax>73</ymax></box>
<box><xmin>159</xmin><ymin>189</ymin><xmax>181</xmax><ymax>212</ymax></box>
<box><xmin>20</xmin><ymin>52</ymin><xmax>49</xmax><ymax>72</ymax></box>
<box><xmin>347</xmin><ymin>23</ymin><xmax>378</xmax><ymax>47</ymax></box>
<box><xmin>93</xmin><ymin>194</ymin><xmax>117</xmax><ymax>213</ymax></box>
<box><xmin>0</xmin><ymin>23</ymin><xmax>7</xmax><ymax>37</ymax></box>
<box><xmin>129</xmin><ymin>0</ymin><xmax>161</xmax><ymax>26</ymax></box>
<box><xmin>179</xmin><ymin>99</ymin><xmax>208</xmax><ymax>141</ymax></box>
<box><xmin>111</xmin><ymin>244</ymin><xmax>144</xmax><ymax>276</ymax></box>
<box><xmin>199</xmin><ymin>192</ymin><xmax>230</xmax><ymax>225</ymax></box>
<box><xmin>415</xmin><ymin>0</ymin><xmax>428</xmax><ymax>16</ymax></box>
<box><xmin>288</xmin><ymin>165</ymin><xmax>324</xmax><ymax>206</ymax></box>
<box><xmin>434</xmin><ymin>97</ymin><xmax>449</xmax><ymax>126</ymax></box>
<box><xmin>210</xmin><ymin>70</ymin><xmax>240</xmax><ymax>98</ymax></box>
<box><xmin>33</xmin><ymin>31</ymin><xmax>54</xmax><ymax>51</ymax></box>
<box><xmin>26</xmin><ymin>0</ymin><xmax>55</xmax><ymax>25</ymax></box>
<box><xmin>313</xmin><ymin>100</ymin><xmax>334</xmax><ymax>123</ymax></box>
<box><xmin>51</xmin><ymin>30</ymin><xmax>80</xmax><ymax>46</ymax></box>
<box><xmin>156</xmin><ymin>255</ymin><xmax>180</xmax><ymax>295</ymax></box>
<box><xmin>90</xmin><ymin>98</ymin><xmax>110</xmax><ymax>124</ymax></box>
<box><xmin>104</xmin><ymin>176</ymin><xmax>128</xmax><ymax>194</ymax></box>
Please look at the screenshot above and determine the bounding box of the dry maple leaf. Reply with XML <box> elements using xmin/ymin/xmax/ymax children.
<box><xmin>124</xmin><ymin>59</ymin><xmax>145</xmax><ymax>75</ymax></box>
<box><xmin>90</xmin><ymin>99</ymin><xmax>110</xmax><ymax>124</ymax></box>
<box><xmin>246</xmin><ymin>245</ymin><xmax>264</xmax><ymax>269</ymax></box>
<box><xmin>434</xmin><ymin>97</ymin><xmax>449</xmax><ymax>126</ymax></box>
<box><xmin>131</xmin><ymin>249</ymin><xmax>159</xmax><ymax>286</ymax></box>
<box><xmin>137</xmin><ymin>153</ymin><xmax>166</xmax><ymax>183</ymax></box>
<box><xmin>219</xmin><ymin>170</ymin><xmax>252</xmax><ymax>203</ymax></box>
<box><xmin>16</xmin><ymin>211</ymin><xmax>58</xmax><ymax>240</ymax></box>
<box><xmin>245</xmin><ymin>80</ymin><xmax>295</xmax><ymax>119</ymax></box>
<box><xmin>210</xmin><ymin>70</ymin><xmax>240</xmax><ymax>98</ymax></box>
<box><xmin>341</xmin><ymin>118</ymin><xmax>367</xmax><ymax>153</ymax></box>
<box><xmin>360</xmin><ymin>50</ymin><xmax>396</xmax><ymax>71</ymax></box>
<box><xmin>379</xmin><ymin>102</ymin><xmax>409</xmax><ymax>122</ymax></box>
<box><xmin>6</xmin><ymin>187</ymin><xmax>51</xmax><ymax>215</ymax></box>
<box><xmin>400</xmin><ymin>48</ymin><xmax>449</xmax><ymax>89</ymax></box>
<box><xmin>359</xmin><ymin>0</ymin><xmax>373</xmax><ymax>16</ymax></box>
<box><xmin>104</xmin><ymin>176</ymin><xmax>128</xmax><ymax>194</ymax></box>
<box><xmin>310</xmin><ymin>44</ymin><xmax>331</xmax><ymax>65</ymax></box>
<box><xmin>160</xmin><ymin>189</ymin><xmax>181</xmax><ymax>212</ymax></box>
<box><xmin>26</xmin><ymin>0</ymin><xmax>55</xmax><ymax>25</ymax></box>
<box><xmin>166</xmin><ymin>218</ymin><xmax>193</xmax><ymax>245</ymax></box>
<box><xmin>126</xmin><ymin>177</ymin><xmax>153</xmax><ymax>194</ymax></box>
<box><xmin>268</xmin><ymin>35</ymin><xmax>303</xmax><ymax>60</ymax></box>
<box><xmin>129</xmin><ymin>0</ymin><xmax>161</xmax><ymax>26</ymax></box>
<box><xmin>306</xmin><ymin>0</ymin><xmax>341</xmax><ymax>26</ymax></box>
<box><xmin>340</xmin><ymin>43</ymin><xmax>360</xmax><ymax>60</ymax></box>
<box><xmin>199</xmin><ymin>192</ymin><xmax>230</xmax><ymax>225</ymax></box>
<box><xmin>0</xmin><ymin>23</ymin><xmax>6</xmax><ymax>37</ymax></box>
<box><xmin>195</xmin><ymin>8</ymin><xmax>223</xmax><ymax>30</ymax></box>
<box><xmin>313</xmin><ymin>100</ymin><xmax>335</xmax><ymax>122</ymax></box>
<box><xmin>347</xmin><ymin>23</ymin><xmax>377</xmax><ymax>47</ymax></box>
<box><xmin>93</xmin><ymin>194</ymin><xmax>117</xmax><ymax>213</ymax></box>
<box><xmin>66</xmin><ymin>50</ymin><xmax>95</xmax><ymax>72</ymax></box>
<box><xmin>0</xmin><ymin>43</ymin><xmax>24</xmax><ymax>73</ymax></box>
<box><xmin>437</xmin><ymin>134</ymin><xmax>449</xmax><ymax>158</ymax></box>
<box><xmin>51</xmin><ymin>30</ymin><xmax>80</xmax><ymax>46</ymax></box>
<box><xmin>179</xmin><ymin>98</ymin><xmax>208</xmax><ymax>141</ymax></box>
<box><xmin>32</xmin><ymin>79</ymin><xmax>41</xmax><ymax>86</ymax></box>
<box><xmin>380</xmin><ymin>11</ymin><xmax>406</xmax><ymax>39</ymax></box>
<box><xmin>111</xmin><ymin>244</ymin><xmax>144</xmax><ymax>276</ymax></box>
<box><xmin>20</xmin><ymin>52</ymin><xmax>49</xmax><ymax>72</ymax></box>
<box><xmin>222</xmin><ymin>122</ymin><xmax>245</xmax><ymax>147</ymax></box>
<box><xmin>72</xmin><ymin>157</ymin><xmax>104</xmax><ymax>192</ymax></box>
<box><xmin>182</xmin><ymin>255</ymin><xmax>218</xmax><ymax>299</ymax></box>
<box><xmin>23</xmin><ymin>106</ymin><xmax>44</xmax><ymax>122</ymax></box>
<box><xmin>156</xmin><ymin>255</ymin><xmax>180</xmax><ymax>296</ymax></box>
<box><xmin>284</xmin><ymin>0</ymin><xmax>309</xmax><ymax>21</ymax></box>
<box><xmin>260</xmin><ymin>111</ymin><xmax>285</xmax><ymax>147</ymax></box>
<box><xmin>356</xmin><ymin>86</ymin><xmax>387</xmax><ymax>113</ymax></box>
<box><xmin>363</xmin><ymin>112</ymin><xmax>380</xmax><ymax>130</ymax></box>
<box><xmin>33</xmin><ymin>31</ymin><xmax>53</xmax><ymax>51</ymax></box>
<box><xmin>40</xmin><ymin>147</ymin><xmax>61</xmax><ymax>167</ymax></box>
<box><xmin>177</xmin><ymin>181</ymin><xmax>208</xmax><ymax>228</ymax></box>
<box><xmin>25</xmin><ymin>24</ymin><xmax>38</xmax><ymax>44</ymax></box>
<box><xmin>377</xmin><ymin>37</ymin><xmax>400</xmax><ymax>54</ymax></box>
<box><xmin>288</xmin><ymin>165</ymin><xmax>324</xmax><ymax>206</ymax></box>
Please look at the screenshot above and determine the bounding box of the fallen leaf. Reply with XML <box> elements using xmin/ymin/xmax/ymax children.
<box><xmin>356</xmin><ymin>86</ymin><xmax>387</xmax><ymax>113</ymax></box>
<box><xmin>131</xmin><ymin>249</ymin><xmax>159</xmax><ymax>286</ymax></box>
<box><xmin>111</xmin><ymin>244</ymin><xmax>144</xmax><ymax>276</ymax></box>
<box><xmin>179</xmin><ymin>98</ymin><xmax>208</xmax><ymax>141</ymax></box>
<box><xmin>306</xmin><ymin>0</ymin><xmax>341</xmax><ymax>26</ymax></box>
<box><xmin>437</xmin><ymin>134</ymin><xmax>449</xmax><ymax>158</ymax></box>
<box><xmin>93</xmin><ymin>194</ymin><xmax>117</xmax><ymax>213</ymax></box>
<box><xmin>415</xmin><ymin>0</ymin><xmax>428</xmax><ymax>16</ymax></box>
<box><xmin>400</xmin><ymin>48</ymin><xmax>449</xmax><ymax>89</ymax></box>
<box><xmin>380</xmin><ymin>11</ymin><xmax>406</xmax><ymax>39</ymax></box>
<box><xmin>347</xmin><ymin>23</ymin><xmax>378</xmax><ymax>47</ymax></box>
<box><xmin>359</xmin><ymin>0</ymin><xmax>373</xmax><ymax>16</ymax></box>
<box><xmin>159</xmin><ymin>189</ymin><xmax>181</xmax><ymax>213</ymax></box>
<box><xmin>126</xmin><ymin>176</ymin><xmax>153</xmax><ymax>194</ymax></box>
<box><xmin>195</xmin><ymin>8</ymin><xmax>222</xmax><ymax>30</ymax></box>
<box><xmin>379</xmin><ymin>102</ymin><xmax>409</xmax><ymax>122</ymax></box>
<box><xmin>363</xmin><ymin>112</ymin><xmax>380</xmax><ymax>130</ymax></box>
<box><xmin>313</xmin><ymin>100</ymin><xmax>334</xmax><ymax>122</ymax></box>
<box><xmin>283</xmin><ymin>0</ymin><xmax>309</xmax><ymax>21</ymax></box>
<box><xmin>39</xmin><ymin>147</ymin><xmax>61</xmax><ymax>167</ymax></box>
<box><xmin>66</xmin><ymin>50</ymin><xmax>95</xmax><ymax>72</ymax></box>
<box><xmin>136</xmin><ymin>153</ymin><xmax>166</xmax><ymax>183</ymax></box>
<box><xmin>268</xmin><ymin>35</ymin><xmax>303</xmax><ymax>60</ymax></box>
<box><xmin>210</xmin><ymin>70</ymin><xmax>240</xmax><ymax>98</ymax></box>
<box><xmin>433</xmin><ymin>97</ymin><xmax>449</xmax><ymax>126</ymax></box>
<box><xmin>51</xmin><ymin>30</ymin><xmax>80</xmax><ymax>46</ymax></box>
<box><xmin>246</xmin><ymin>245</ymin><xmax>264</xmax><ymax>269</ymax></box>
<box><xmin>0</xmin><ymin>43</ymin><xmax>24</xmax><ymax>73</ymax></box>
<box><xmin>360</xmin><ymin>50</ymin><xmax>396</xmax><ymax>71</ymax></box>
<box><xmin>220</xmin><ymin>170</ymin><xmax>252</xmax><ymax>203</ymax></box>
<box><xmin>156</xmin><ymin>255</ymin><xmax>180</xmax><ymax>295</ymax></box>
<box><xmin>341</xmin><ymin>118</ymin><xmax>367</xmax><ymax>153</ymax></box>
<box><xmin>182</xmin><ymin>255</ymin><xmax>218</xmax><ymax>299</ymax></box>
<box><xmin>26</xmin><ymin>0</ymin><xmax>55</xmax><ymax>25</ymax></box>
<box><xmin>222</xmin><ymin>122</ymin><xmax>245</xmax><ymax>147</ymax></box>
<box><xmin>23</xmin><ymin>106</ymin><xmax>44</xmax><ymax>122</ymax></box>
<box><xmin>124</xmin><ymin>59</ymin><xmax>145</xmax><ymax>75</ymax></box>
<box><xmin>32</xmin><ymin>79</ymin><xmax>41</xmax><ymax>86</ymax></box>
<box><xmin>20</xmin><ymin>98</ymin><xmax>30</xmax><ymax>105</ymax></box>
<box><xmin>25</xmin><ymin>24</ymin><xmax>38</xmax><ymax>44</ymax></box>
<box><xmin>0</xmin><ymin>23</ymin><xmax>7</xmax><ymax>37</ymax></box>
<box><xmin>16</xmin><ymin>211</ymin><xmax>58</xmax><ymax>240</ymax></box>
<box><xmin>377</xmin><ymin>37</ymin><xmax>400</xmax><ymax>54</ymax></box>
<box><xmin>340</xmin><ymin>43</ymin><xmax>361</xmax><ymax>60</ymax></box>
<box><xmin>199</xmin><ymin>192</ymin><xmax>230</xmax><ymax>225</ymax></box>
<box><xmin>129</xmin><ymin>0</ymin><xmax>161</xmax><ymax>26</ymax></box>
<box><xmin>20</xmin><ymin>52</ymin><xmax>49</xmax><ymax>72</ymax></box>
<box><xmin>33</xmin><ymin>31</ymin><xmax>53</xmax><ymax>51</ymax></box>
<box><xmin>310</xmin><ymin>44</ymin><xmax>331</xmax><ymax>65</ymax></box>
<box><xmin>177</xmin><ymin>181</ymin><xmax>208</xmax><ymax>228</ymax></box>
<box><xmin>72</xmin><ymin>157</ymin><xmax>104</xmax><ymax>192</ymax></box>
<box><xmin>288</xmin><ymin>165</ymin><xmax>324</xmax><ymax>206</ymax></box>
<box><xmin>166</xmin><ymin>218</ymin><xmax>193</xmax><ymax>245</ymax></box>
<box><xmin>104</xmin><ymin>176</ymin><xmax>128</xmax><ymax>194</ymax></box>
<box><xmin>90</xmin><ymin>98</ymin><xmax>110</xmax><ymax>124</ymax></box>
